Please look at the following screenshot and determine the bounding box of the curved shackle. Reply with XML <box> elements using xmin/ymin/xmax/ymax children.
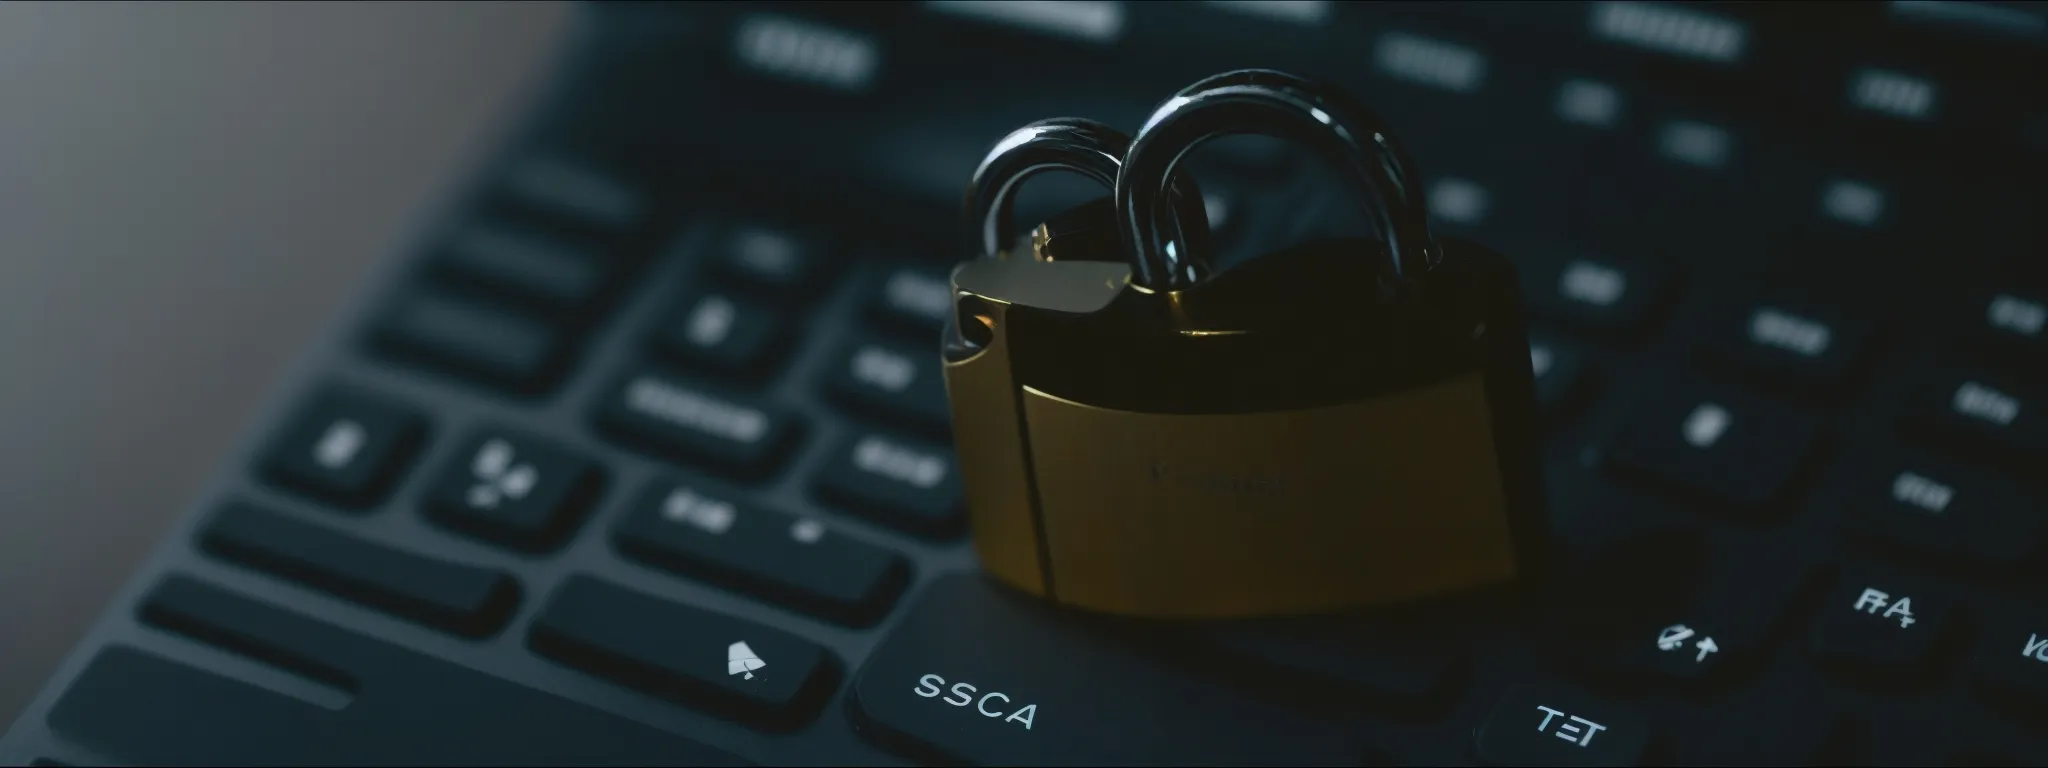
<box><xmin>1115</xmin><ymin>69</ymin><xmax>1441</xmax><ymax>289</ymax></box>
<box><xmin>964</xmin><ymin>117</ymin><xmax>1213</xmax><ymax>277</ymax></box>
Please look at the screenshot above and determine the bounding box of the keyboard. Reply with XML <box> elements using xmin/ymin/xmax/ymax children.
<box><xmin>6</xmin><ymin>2</ymin><xmax>2048</xmax><ymax>765</ymax></box>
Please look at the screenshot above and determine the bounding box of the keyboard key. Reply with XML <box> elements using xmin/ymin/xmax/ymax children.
<box><xmin>530</xmin><ymin>575</ymin><xmax>835</xmax><ymax>727</ymax></box>
<box><xmin>66</xmin><ymin>576</ymin><xmax>743</xmax><ymax>766</ymax></box>
<box><xmin>1697</xmin><ymin>300</ymin><xmax>1874</xmax><ymax>390</ymax></box>
<box><xmin>823</xmin><ymin>336</ymin><xmax>951</xmax><ymax>434</ymax></box>
<box><xmin>257</xmin><ymin>386</ymin><xmax>425</xmax><ymax>508</ymax></box>
<box><xmin>197</xmin><ymin>502</ymin><xmax>519</xmax><ymax>637</ymax></box>
<box><xmin>1472</xmin><ymin>684</ymin><xmax>1649</xmax><ymax>767</ymax></box>
<box><xmin>596</xmin><ymin>367</ymin><xmax>803</xmax><ymax>479</ymax></box>
<box><xmin>1523</xmin><ymin>254</ymin><xmax>1667</xmax><ymax>335</ymax></box>
<box><xmin>431</xmin><ymin>221</ymin><xmax>613</xmax><ymax>313</ymax></box>
<box><xmin>423</xmin><ymin>429</ymin><xmax>605</xmax><ymax>552</ymax></box>
<box><xmin>1528</xmin><ymin>334</ymin><xmax>1593</xmax><ymax>417</ymax></box>
<box><xmin>650</xmin><ymin>288</ymin><xmax>792</xmax><ymax>377</ymax></box>
<box><xmin>848</xmin><ymin>574</ymin><xmax>1360</xmax><ymax>766</ymax></box>
<box><xmin>370</xmin><ymin>291</ymin><xmax>570</xmax><ymax>393</ymax></box>
<box><xmin>1204</xmin><ymin>618</ymin><xmax>1462</xmax><ymax>704</ymax></box>
<box><xmin>1811</xmin><ymin>566</ymin><xmax>1957</xmax><ymax>680</ymax></box>
<box><xmin>1603</xmin><ymin>383</ymin><xmax>1821</xmax><ymax>513</ymax></box>
<box><xmin>1603</xmin><ymin>542</ymin><xmax>1815</xmax><ymax>685</ymax></box>
<box><xmin>614</xmin><ymin>477</ymin><xmax>910</xmax><ymax>625</ymax></box>
<box><xmin>706</xmin><ymin>223</ymin><xmax>829</xmax><ymax>297</ymax></box>
<box><xmin>499</xmin><ymin>156</ymin><xmax>648</xmax><ymax>236</ymax></box>
<box><xmin>1904</xmin><ymin>367</ymin><xmax>2047</xmax><ymax>460</ymax></box>
<box><xmin>1839</xmin><ymin>444</ymin><xmax>2042</xmax><ymax>569</ymax></box>
<box><xmin>866</xmin><ymin>265</ymin><xmax>953</xmax><ymax>334</ymax></box>
<box><xmin>1970</xmin><ymin>601</ymin><xmax>2048</xmax><ymax>712</ymax></box>
<box><xmin>812</xmin><ymin>430</ymin><xmax>963</xmax><ymax>537</ymax></box>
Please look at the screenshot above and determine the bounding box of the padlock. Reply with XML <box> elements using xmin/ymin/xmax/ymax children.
<box><xmin>942</xmin><ymin>70</ymin><xmax>1551</xmax><ymax>620</ymax></box>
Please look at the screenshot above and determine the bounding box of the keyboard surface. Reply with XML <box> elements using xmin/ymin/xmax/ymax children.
<box><xmin>7</xmin><ymin>2</ymin><xmax>2048</xmax><ymax>765</ymax></box>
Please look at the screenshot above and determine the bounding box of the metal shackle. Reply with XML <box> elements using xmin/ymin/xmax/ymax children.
<box><xmin>964</xmin><ymin>117</ymin><xmax>1213</xmax><ymax>271</ymax></box>
<box><xmin>1115</xmin><ymin>69</ymin><xmax>1441</xmax><ymax>289</ymax></box>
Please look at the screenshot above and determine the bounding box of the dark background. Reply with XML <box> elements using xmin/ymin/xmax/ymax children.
<box><xmin>0</xmin><ymin>2</ymin><xmax>569</xmax><ymax>726</ymax></box>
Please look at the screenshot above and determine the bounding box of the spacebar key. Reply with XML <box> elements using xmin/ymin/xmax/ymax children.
<box><xmin>849</xmin><ymin>575</ymin><xmax>1360</xmax><ymax>766</ymax></box>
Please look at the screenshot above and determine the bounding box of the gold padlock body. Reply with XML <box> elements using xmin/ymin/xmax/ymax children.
<box><xmin>943</xmin><ymin>239</ymin><xmax>1546</xmax><ymax>619</ymax></box>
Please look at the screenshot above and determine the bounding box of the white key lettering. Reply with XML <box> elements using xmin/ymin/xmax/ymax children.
<box><xmin>625</xmin><ymin>378</ymin><xmax>768</xmax><ymax>444</ymax></box>
<box><xmin>1987</xmin><ymin>294</ymin><xmax>2045</xmax><ymax>338</ymax></box>
<box><xmin>854</xmin><ymin>436</ymin><xmax>948</xmax><ymax>489</ymax></box>
<box><xmin>1890</xmin><ymin>472</ymin><xmax>1953</xmax><ymax>514</ymax></box>
<box><xmin>915</xmin><ymin>673</ymin><xmax>1037</xmax><ymax>730</ymax></box>
<box><xmin>1952</xmin><ymin>381</ymin><xmax>2020</xmax><ymax>426</ymax></box>
<box><xmin>1749</xmin><ymin>308</ymin><xmax>1832</xmax><ymax>356</ymax></box>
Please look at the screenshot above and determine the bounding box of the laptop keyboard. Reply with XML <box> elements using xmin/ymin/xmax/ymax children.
<box><xmin>7</xmin><ymin>2</ymin><xmax>2048</xmax><ymax>766</ymax></box>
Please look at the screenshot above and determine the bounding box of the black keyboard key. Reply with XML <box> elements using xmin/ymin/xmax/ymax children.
<box><xmin>848</xmin><ymin>574</ymin><xmax>1359</xmax><ymax>766</ymax></box>
<box><xmin>1971</xmin><ymin>600</ymin><xmax>2048</xmax><ymax>712</ymax></box>
<box><xmin>499</xmin><ymin>156</ymin><xmax>648</xmax><ymax>236</ymax></box>
<box><xmin>1205</xmin><ymin>619</ymin><xmax>1462</xmax><ymax>704</ymax></box>
<box><xmin>423</xmin><ymin>429</ymin><xmax>605</xmax><ymax>552</ymax></box>
<box><xmin>706</xmin><ymin>223</ymin><xmax>828</xmax><ymax>297</ymax></box>
<box><xmin>1811</xmin><ymin>565</ymin><xmax>1957</xmax><ymax>680</ymax></box>
<box><xmin>371</xmin><ymin>291</ymin><xmax>569</xmax><ymax>392</ymax></box>
<box><xmin>651</xmin><ymin>288</ymin><xmax>792</xmax><ymax>376</ymax></box>
<box><xmin>1905</xmin><ymin>368</ymin><xmax>2047</xmax><ymax>459</ymax></box>
<box><xmin>812</xmin><ymin>431</ymin><xmax>963</xmax><ymax>537</ymax></box>
<box><xmin>1603</xmin><ymin>383</ymin><xmax>1821</xmax><ymax>513</ymax></box>
<box><xmin>596</xmin><ymin>367</ymin><xmax>803</xmax><ymax>478</ymax></box>
<box><xmin>530</xmin><ymin>575</ymin><xmax>835</xmax><ymax>727</ymax></box>
<box><xmin>823</xmin><ymin>336</ymin><xmax>951</xmax><ymax>433</ymax></box>
<box><xmin>614</xmin><ymin>477</ymin><xmax>910</xmax><ymax>625</ymax></box>
<box><xmin>57</xmin><ymin>577</ymin><xmax>745</xmax><ymax>766</ymax></box>
<box><xmin>866</xmin><ymin>265</ymin><xmax>953</xmax><ymax>334</ymax></box>
<box><xmin>1523</xmin><ymin>254</ymin><xmax>1667</xmax><ymax>335</ymax></box>
<box><xmin>197</xmin><ymin>502</ymin><xmax>518</xmax><ymax>637</ymax></box>
<box><xmin>1605</xmin><ymin>542</ymin><xmax>1814</xmax><ymax>685</ymax></box>
<box><xmin>1961</xmin><ymin>285</ymin><xmax>2048</xmax><ymax>360</ymax></box>
<box><xmin>257</xmin><ymin>386</ymin><xmax>425</xmax><ymax>508</ymax></box>
<box><xmin>1472</xmin><ymin>684</ymin><xmax>1649</xmax><ymax>767</ymax></box>
<box><xmin>1839</xmin><ymin>444</ymin><xmax>2042</xmax><ymax>569</ymax></box>
<box><xmin>1697</xmin><ymin>300</ymin><xmax>1874</xmax><ymax>390</ymax></box>
<box><xmin>1528</xmin><ymin>334</ymin><xmax>1593</xmax><ymax>417</ymax></box>
<box><xmin>432</xmin><ymin>221</ymin><xmax>612</xmax><ymax>313</ymax></box>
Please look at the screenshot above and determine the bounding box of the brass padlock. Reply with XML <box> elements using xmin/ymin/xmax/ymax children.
<box><xmin>942</xmin><ymin>70</ymin><xmax>1551</xmax><ymax>620</ymax></box>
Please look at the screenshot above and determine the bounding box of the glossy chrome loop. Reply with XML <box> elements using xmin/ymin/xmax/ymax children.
<box><xmin>1117</xmin><ymin>69</ymin><xmax>1440</xmax><ymax>288</ymax></box>
<box><xmin>964</xmin><ymin>117</ymin><xmax>1212</xmax><ymax>269</ymax></box>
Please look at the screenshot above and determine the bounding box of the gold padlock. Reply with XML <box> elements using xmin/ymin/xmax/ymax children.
<box><xmin>941</xmin><ymin>71</ymin><xmax>1552</xmax><ymax>620</ymax></box>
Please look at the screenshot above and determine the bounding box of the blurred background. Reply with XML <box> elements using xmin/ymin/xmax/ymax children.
<box><xmin>0</xmin><ymin>2</ymin><xmax>571</xmax><ymax>724</ymax></box>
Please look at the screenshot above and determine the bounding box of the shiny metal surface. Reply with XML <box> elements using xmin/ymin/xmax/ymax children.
<box><xmin>963</xmin><ymin>117</ymin><xmax>1211</xmax><ymax>267</ymax></box>
<box><xmin>1115</xmin><ymin>69</ymin><xmax>1442</xmax><ymax>288</ymax></box>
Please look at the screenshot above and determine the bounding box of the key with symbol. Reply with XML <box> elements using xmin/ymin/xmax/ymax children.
<box><xmin>1473</xmin><ymin>685</ymin><xmax>1649</xmax><ymax>766</ymax></box>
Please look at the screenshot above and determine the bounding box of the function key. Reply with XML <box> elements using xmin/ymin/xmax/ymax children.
<box><xmin>423</xmin><ymin>429</ymin><xmax>605</xmax><ymax>553</ymax></box>
<box><xmin>649</xmin><ymin>288</ymin><xmax>793</xmax><ymax>377</ymax></box>
<box><xmin>704</xmin><ymin>223</ymin><xmax>830</xmax><ymax>297</ymax></box>
<box><xmin>1602</xmin><ymin>383</ymin><xmax>1820</xmax><ymax>514</ymax></box>
<box><xmin>1902</xmin><ymin>367</ymin><xmax>2046</xmax><ymax>460</ymax></box>
<box><xmin>197</xmin><ymin>501</ymin><xmax>519</xmax><ymax>637</ymax></box>
<box><xmin>1523</xmin><ymin>254</ymin><xmax>1669</xmax><ymax>336</ymax></box>
<box><xmin>429</xmin><ymin>220</ymin><xmax>615</xmax><ymax>315</ymax></box>
<box><xmin>258</xmin><ymin>386</ymin><xmax>426</xmax><ymax>508</ymax></box>
<box><xmin>1528</xmin><ymin>334</ymin><xmax>1594</xmax><ymax>418</ymax></box>
<box><xmin>823</xmin><ymin>336</ymin><xmax>952</xmax><ymax>435</ymax></box>
<box><xmin>812</xmin><ymin>430</ymin><xmax>963</xmax><ymax>538</ymax></box>
<box><xmin>595</xmin><ymin>367</ymin><xmax>804</xmax><ymax>479</ymax></box>
<box><xmin>530</xmin><ymin>575</ymin><xmax>836</xmax><ymax>727</ymax></box>
<box><xmin>1811</xmin><ymin>565</ymin><xmax>1958</xmax><ymax>682</ymax></box>
<box><xmin>1472</xmin><ymin>684</ymin><xmax>1649</xmax><ymax>767</ymax></box>
<box><xmin>867</xmin><ymin>265</ymin><xmax>954</xmax><ymax>335</ymax></box>
<box><xmin>1838</xmin><ymin>444</ymin><xmax>2041</xmax><ymax>569</ymax></box>
<box><xmin>369</xmin><ymin>291</ymin><xmax>571</xmax><ymax>394</ymax></box>
<box><xmin>613</xmin><ymin>477</ymin><xmax>910</xmax><ymax>625</ymax></box>
<box><xmin>1970</xmin><ymin>600</ymin><xmax>2048</xmax><ymax>713</ymax></box>
<box><xmin>848</xmin><ymin>574</ymin><xmax>1360</xmax><ymax>766</ymax></box>
<box><xmin>1696</xmin><ymin>300</ymin><xmax>1874</xmax><ymax>391</ymax></box>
